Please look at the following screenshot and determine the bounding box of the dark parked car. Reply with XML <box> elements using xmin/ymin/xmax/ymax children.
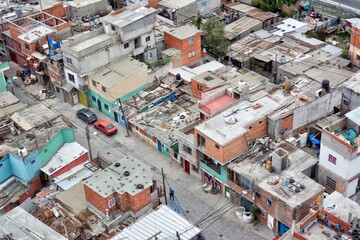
<box><xmin>76</xmin><ymin>108</ymin><xmax>97</xmax><ymax>124</ymax></box>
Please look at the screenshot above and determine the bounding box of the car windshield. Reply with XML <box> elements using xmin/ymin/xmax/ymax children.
<box><xmin>106</xmin><ymin>124</ymin><xmax>114</xmax><ymax>130</ymax></box>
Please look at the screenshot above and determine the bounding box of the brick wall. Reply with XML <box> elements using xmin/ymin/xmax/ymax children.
<box><xmin>84</xmin><ymin>185</ymin><xmax>118</xmax><ymax>215</ymax></box>
<box><xmin>299</xmin><ymin>210</ymin><xmax>319</xmax><ymax>230</ymax></box>
<box><xmin>18</xmin><ymin>175</ymin><xmax>43</xmax><ymax>203</ymax></box>
<box><xmin>43</xmin><ymin>3</ymin><xmax>69</xmax><ymax>19</ymax></box>
<box><xmin>129</xmin><ymin>188</ymin><xmax>151</xmax><ymax>213</ymax></box>
<box><xmin>255</xmin><ymin>187</ymin><xmax>275</xmax><ymax>217</ymax></box>
<box><xmin>281</xmin><ymin>114</ymin><xmax>293</xmax><ymax>133</ymax></box>
<box><xmin>147</xmin><ymin>0</ymin><xmax>160</xmax><ymax>8</ymax></box>
<box><xmin>247</xmin><ymin>117</ymin><xmax>267</xmax><ymax>142</ymax></box>
<box><xmin>164</xmin><ymin>31</ymin><xmax>202</xmax><ymax>66</ymax></box>
<box><xmin>191</xmin><ymin>80</ymin><xmax>209</xmax><ymax>99</ymax></box>
<box><xmin>350</xmin><ymin>26</ymin><xmax>360</xmax><ymax>49</ymax></box>
<box><xmin>321</xmin><ymin>209</ymin><xmax>352</xmax><ymax>231</ymax></box>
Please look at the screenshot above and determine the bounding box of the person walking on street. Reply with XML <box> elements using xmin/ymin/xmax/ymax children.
<box><xmin>169</xmin><ymin>188</ymin><xmax>175</xmax><ymax>201</ymax></box>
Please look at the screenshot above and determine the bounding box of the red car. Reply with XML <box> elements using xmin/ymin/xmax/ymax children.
<box><xmin>93</xmin><ymin>120</ymin><xmax>117</xmax><ymax>136</ymax></box>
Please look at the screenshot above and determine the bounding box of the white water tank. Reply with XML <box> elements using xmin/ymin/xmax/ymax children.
<box><xmin>237</xmin><ymin>80</ymin><xmax>247</xmax><ymax>92</ymax></box>
<box><xmin>18</xmin><ymin>147</ymin><xmax>28</xmax><ymax>157</ymax></box>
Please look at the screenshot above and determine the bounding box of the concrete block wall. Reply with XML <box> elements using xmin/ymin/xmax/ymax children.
<box><xmin>247</xmin><ymin>117</ymin><xmax>267</xmax><ymax>142</ymax></box>
<box><xmin>317</xmin><ymin>164</ymin><xmax>346</xmax><ymax>194</ymax></box>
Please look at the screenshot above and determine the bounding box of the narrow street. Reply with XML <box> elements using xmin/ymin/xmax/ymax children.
<box><xmin>8</xmin><ymin>68</ymin><xmax>271</xmax><ymax>240</ymax></box>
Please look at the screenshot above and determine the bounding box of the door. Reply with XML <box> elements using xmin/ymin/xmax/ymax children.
<box><xmin>72</xmin><ymin>92</ymin><xmax>79</xmax><ymax>105</ymax></box>
<box><xmin>97</xmin><ymin>99</ymin><xmax>102</xmax><ymax>111</ymax></box>
<box><xmin>241</xmin><ymin>197</ymin><xmax>252</xmax><ymax>211</ymax></box>
<box><xmin>157</xmin><ymin>140</ymin><xmax>162</xmax><ymax>152</ymax></box>
<box><xmin>114</xmin><ymin>112</ymin><xmax>118</xmax><ymax>123</ymax></box>
<box><xmin>184</xmin><ymin>160</ymin><xmax>190</xmax><ymax>174</ymax></box>
<box><xmin>267</xmin><ymin>214</ymin><xmax>274</xmax><ymax>229</ymax></box>
<box><xmin>278</xmin><ymin>221</ymin><xmax>290</xmax><ymax>235</ymax></box>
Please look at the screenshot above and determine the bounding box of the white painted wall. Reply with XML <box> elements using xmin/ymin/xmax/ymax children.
<box><xmin>345</xmin><ymin>178</ymin><xmax>359</xmax><ymax>197</ymax></box>
<box><xmin>64</xmin><ymin>68</ymin><xmax>86</xmax><ymax>89</ymax></box>
<box><xmin>319</xmin><ymin>144</ymin><xmax>360</xmax><ymax>180</ymax></box>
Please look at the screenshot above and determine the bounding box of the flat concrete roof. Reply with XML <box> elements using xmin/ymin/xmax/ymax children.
<box><xmin>226</xmin><ymin>2</ymin><xmax>277</xmax><ymax>21</ymax></box>
<box><xmin>0</xmin><ymin>206</ymin><xmax>67</xmax><ymax>239</ymax></box>
<box><xmin>41</xmin><ymin>142</ymin><xmax>88</xmax><ymax>176</ymax></box>
<box><xmin>159</xmin><ymin>0</ymin><xmax>195</xmax><ymax>9</ymax></box>
<box><xmin>10</xmin><ymin>104</ymin><xmax>58</xmax><ymax>131</ymax></box>
<box><xmin>225</xmin><ymin>17</ymin><xmax>262</xmax><ymax>40</ymax></box>
<box><xmin>55</xmin><ymin>181</ymin><xmax>88</xmax><ymax>215</ymax></box>
<box><xmin>343</xmin><ymin>71</ymin><xmax>360</xmax><ymax>94</ymax></box>
<box><xmin>323</xmin><ymin>191</ymin><xmax>360</xmax><ymax>222</ymax></box>
<box><xmin>84</xmin><ymin>155</ymin><xmax>152</xmax><ymax>198</ymax></box>
<box><xmin>66</xmin><ymin>0</ymin><xmax>104</xmax><ymax>7</ymax></box>
<box><xmin>18</xmin><ymin>25</ymin><xmax>56</xmax><ymax>44</ymax></box>
<box><xmin>0</xmin><ymin>91</ymin><xmax>25</xmax><ymax>119</ymax></box>
<box><xmin>192</xmin><ymin>71</ymin><xmax>225</xmax><ymax>88</ymax></box>
<box><xmin>0</xmin><ymin>177</ymin><xmax>27</xmax><ymax>211</ymax></box>
<box><xmin>272</xmin><ymin>18</ymin><xmax>307</xmax><ymax>36</ymax></box>
<box><xmin>257</xmin><ymin>170</ymin><xmax>324</xmax><ymax>208</ymax></box>
<box><xmin>195</xmin><ymin>96</ymin><xmax>281</xmax><ymax>145</ymax></box>
<box><xmin>162</xmin><ymin>47</ymin><xmax>181</xmax><ymax>56</ymax></box>
<box><xmin>103</xmin><ymin>7</ymin><xmax>156</xmax><ymax>28</ymax></box>
<box><xmin>88</xmin><ymin>57</ymin><xmax>147</xmax><ymax>88</ymax></box>
<box><xmin>165</xmin><ymin>25</ymin><xmax>201</xmax><ymax>40</ymax></box>
<box><xmin>345</xmin><ymin>106</ymin><xmax>360</xmax><ymax>126</ymax></box>
<box><xmin>71</xmin><ymin>33</ymin><xmax>112</xmax><ymax>52</ymax></box>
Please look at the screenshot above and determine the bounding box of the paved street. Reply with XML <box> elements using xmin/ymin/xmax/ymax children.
<box><xmin>7</xmin><ymin>65</ymin><xmax>272</xmax><ymax>240</ymax></box>
<box><xmin>320</xmin><ymin>0</ymin><xmax>360</xmax><ymax>11</ymax></box>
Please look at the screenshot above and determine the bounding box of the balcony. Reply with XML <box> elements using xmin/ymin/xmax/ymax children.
<box><xmin>199</xmin><ymin>160</ymin><xmax>228</xmax><ymax>183</ymax></box>
<box><xmin>133</xmin><ymin>46</ymin><xmax>145</xmax><ymax>56</ymax></box>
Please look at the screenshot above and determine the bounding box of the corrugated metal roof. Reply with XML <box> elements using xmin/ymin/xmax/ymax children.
<box><xmin>112</xmin><ymin>205</ymin><xmax>201</xmax><ymax>240</ymax></box>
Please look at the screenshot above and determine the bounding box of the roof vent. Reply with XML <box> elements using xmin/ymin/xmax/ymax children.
<box><xmin>136</xmin><ymin>184</ymin><xmax>144</xmax><ymax>189</ymax></box>
<box><xmin>124</xmin><ymin>171</ymin><xmax>130</xmax><ymax>176</ymax></box>
<box><xmin>115</xmin><ymin>162</ymin><xmax>121</xmax><ymax>167</ymax></box>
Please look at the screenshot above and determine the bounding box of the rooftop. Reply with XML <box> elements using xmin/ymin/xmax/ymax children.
<box><xmin>0</xmin><ymin>206</ymin><xmax>67</xmax><ymax>239</ymax></box>
<box><xmin>84</xmin><ymin>155</ymin><xmax>152</xmax><ymax>198</ymax></box>
<box><xmin>18</xmin><ymin>25</ymin><xmax>56</xmax><ymax>44</ymax></box>
<box><xmin>345</xmin><ymin>106</ymin><xmax>360</xmax><ymax>126</ymax></box>
<box><xmin>343</xmin><ymin>71</ymin><xmax>360</xmax><ymax>93</ymax></box>
<box><xmin>228</xmin><ymin>142</ymin><xmax>318</xmax><ymax>182</ymax></box>
<box><xmin>88</xmin><ymin>57</ymin><xmax>147</xmax><ymax>89</ymax></box>
<box><xmin>41</xmin><ymin>142</ymin><xmax>88</xmax><ymax>176</ymax></box>
<box><xmin>10</xmin><ymin>104</ymin><xmax>58</xmax><ymax>131</ymax></box>
<box><xmin>111</xmin><ymin>205</ymin><xmax>201</xmax><ymax>240</ymax></box>
<box><xmin>195</xmin><ymin>96</ymin><xmax>281</xmax><ymax>145</ymax></box>
<box><xmin>192</xmin><ymin>71</ymin><xmax>225</xmax><ymax>88</ymax></box>
<box><xmin>324</xmin><ymin>191</ymin><xmax>360</xmax><ymax>222</ymax></box>
<box><xmin>0</xmin><ymin>91</ymin><xmax>26</xmax><ymax>119</ymax></box>
<box><xmin>0</xmin><ymin>116</ymin><xmax>70</xmax><ymax>157</ymax></box>
<box><xmin>0</xmin><ymin>177</ymin><xmax>27</xmax><ymax>211</ymax></box>
<box><xmin>55</xmin><ymin>181</ymin><xmax>88</xmax><ymax>215</ymax></box>
<box><xmin>226</xmin><ymin>2</ymin><xmax>277</xmax><ymax>21</ymax></box>
<box><xmin>103</xmin><ymin>6</ymin><xmax>156</xmax><ymax>28</ymax></box>
<box><xmin>70</xmin><ymin>33</ymin><xmax>112</xmax><ymax>53</ymax></box>
<box><xmin>165</xmin><ymin>25</ymin><xmax>201</xmax><ymax>40</ymax></box>
<box><xmin>257</xmin><ymin>170</ymin><xmax>324</xmax><ymax>208</ymax></box>
<box><xmin>65</xmin><ymin>0</ymin><xmax>105</xmax><ymax>7</ymax></box>
<box><xmin>159</xmin><ymin>0</ymin><xmax>195</xmax><ymax>9</ymax></box>
<box><xmin>271</xmin><ymin>18</ymin><xmax>307</xmax><ymax>36</ymax></box>
<box><xmin>224</xmin><ymin>17</ymin><xmax>262</xmax><ymax>41</ymax></box>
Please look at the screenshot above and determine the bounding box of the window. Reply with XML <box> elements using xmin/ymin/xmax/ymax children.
<box><xmin>111</xmin><ymin>25</ymin><xmax>115</xmax><ymax>31</ymax></box>
<box><xmin>148</xmin><ymin>52</ymin><xmax>153</xmax><ymax>58</ymax></box>
<box><xmin>328</xmin><ymin>154</ymin><xmax>336</xmax><ymax>165</ymax></box>
<box><xmin>145</xmin><ymin>36</ymin><xmax>151</xmax><ymax>42</ymax></box>
<box><xmin>259</xmin><ymin>207</ymin><xmax>266</xmax><ymax>217</ymax></box>
<box><xmin>192</xmin><ymin>164</ymin><xmax>199</xmax><ymax>173</ymax></box>
<box><xmin>92</xmin><ymin>96</ymin><xmax>96</xmax><ymax>102</ymax></box>
<box><xmin>215</xmin><ymin>144</ymin><xmax>220</xmax><ymax>149</ymax></box>
<box><xmin>108</xmin><ymin>197</ymin><xmax>116</xmax><ymax>208</ymax></box>
<box><xmin>343</xmin><ymin>99</ymin><xmax>349</xmax><ymax>106</ymax></box>
<box><xmin>266</xmin><ymin>198</ymin><xmax>272</xmax><ymax>207</ymax></box>
<box><xmin>188</xmin><ymin>37</ymin><xmax>194</xmax><ymax>44</ymax></box>
<box><xmin>240</xmin><ymin>176</ymin><xmax>251</xmax><ymax>190</ymax></box>
<box><xmin>104</xmin><ymin>104</ymin><xmax>109</xmax><ymax>111</ymax></box>
<box><xmin>188</xmin><ymin>50</ymin><xmax>196</xmax><ymax>58</ymax></box>
<box><xmin>68</xmin><ymin>73</ymin><xmax>75</xmax><ymax>83</ymax></box>
<box><xmin>66</xmin><ymin>57</ymin><xmax>72</xmax><ymax>65</ymax></box>
<box><xmin>5</xmin><ymin>36</ymin><xmax>12</xmax><ymax>44</ymax></box>
<box><xmin>102</xmin><ymin>86</ymin><xmax>107</xmax><ymax>92</ymax></box>
<box><xmin>25</xmin><ymin>44</ymin><xmax>30</xmax><ymax>50</ymax></box>
<box><xmin>326</xmin><ymin>176</ymin><xmax>337</xmax><ymax>190</ymax></box>
<box><xmin>183</xmin><ymin>144</ymin><xmax>192</xmax><ymax>155</ymax></box>
<box><xmin>357</xmin><ymin>54</ymin><xmax>360</xmax><ymax>60</ymax></box>
<box><xmin>255</xmin><ymin>192</ymin><xmax>261</xmax><ymax>198</ymax></box>
<box><xmin>124</xmin><ymin>43</ymin><xmax>129</xmax><ymax>49</ymax></box>
<box><xmin>92</xmin><ymin>80</ymin><xmax>97</xmax><ymax>86</ymax></box>
<box><xmin>197</xmin><ymin>85</ymin><xmax>203</xmax><ymax>91</ymax></box>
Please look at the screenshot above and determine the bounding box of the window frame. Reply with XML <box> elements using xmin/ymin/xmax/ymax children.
<box><xmin>188</xmin><ymin>37</ymin><xmax>194</xmax><ymax>44</ymax></box>
<box><xmin>104</xmin><ymin>104</ymin><xmax>109</xmax><ymax>111</ymax></box>
<box><xmin>328</xmin><ymin>154</ymin><xmax>337</xmax><ymax>165</ymax></box>
<box><xmin>145</xmin><ymin>36</ymin><xmax>151</xmax><ymax>42</ymax></box>
<box><xmin>102</xmin><ymin>86</ymin><xmax>107</xmax><ymax>92</ymax></box>
<box><xmin>326</xmin><ymin>176</ymin><xmax>337</xmax><ymax>190</ymax></box>
<box><xmin>68</xmin><ymin>73</ymin><xmax>75</xmax><ymax>83</ymax></box>
<box><xmin>92</xmin><ymin>80</ymin><xmax>97</xmax><ymax>86</ymax></box>
<box><xmin>124</xmin><ymin>42</ymin><xmax>129</xmax><ymax>49</ymax></box>
<box><xmin>66</xmin><ymin>57</ymin><xmax>72</xmax><ymax>65</ymax></box>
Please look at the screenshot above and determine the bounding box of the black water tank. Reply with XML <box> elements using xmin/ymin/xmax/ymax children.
<box><xmin>176</xmin><ymin>73</ymin><xmax>181</xmax><ymax>81</ymax></box>
<box><xmin>322</xmin><ymin>79</ymin><xmax>330</xmax><ymax>89</ymax></box>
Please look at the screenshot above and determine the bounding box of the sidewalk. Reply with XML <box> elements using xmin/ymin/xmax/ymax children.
<box><xmin>8</xmin><ymin>62</ymin><xmax>273</xmax><ymax>240</ymax></box>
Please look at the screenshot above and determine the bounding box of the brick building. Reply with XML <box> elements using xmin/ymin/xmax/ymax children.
<box><xmin>194</xmin><ymin>96</ymin><xmax>281</xmax><ymax>195</ymax></box>
<box><xmin>83</xmin><ymin>156</ymin><xmax>153</xmax><ymax>228</ymax></box>
<box><xmin>164</xmin><ymin>25</ymin><xmax>202</xmax><ymax>66</ymax></box>
<box><xmin>350</xmin><ymin>24</ymin><xmax>360</xmax><ymax>67</ymax></box>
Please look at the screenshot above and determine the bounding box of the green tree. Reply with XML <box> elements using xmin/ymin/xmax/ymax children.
<box><xmin>191</xmin><ymin>14</ymin><xmax>203</xmax><ymax>30</ymax></box>
<box><xmin>202</xmin><ymin>17</ymin><xmax>230</xmax><ymax>58</ymax></box>
<box><xmin>252</xmin><ymin>0</ymin><xmax>286</xmax><ymax>12</ymax></box>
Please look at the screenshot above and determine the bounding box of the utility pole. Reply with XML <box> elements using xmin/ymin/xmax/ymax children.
<box><xmin>118</xmin><ymin>98</ymin><xmax>130</xmax><ymax>137</ymax></box>
<box><xmin>162</xmin><ymin>168</ymin><xmax>168</xmax><ymax>205</ymax></box>
<box><xmin>86</xmin><ymin>124</ymin><xmax>93</xmax><ymax>161</ymax></box>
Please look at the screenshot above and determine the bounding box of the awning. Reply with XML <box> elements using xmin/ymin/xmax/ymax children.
<box><xmin>31</xmin><ymin>51</ymin><xmax>47</xmax><ymax>60</ymax></box>
<box><xmin>61</xmin><ymin>82</ymin><xmax>74</xmax><ymax>93</ymax></box>
<box><xmin>254</xmin><ymin>53</ymin><xmax>272</xmax><ymax>63</ymax></box>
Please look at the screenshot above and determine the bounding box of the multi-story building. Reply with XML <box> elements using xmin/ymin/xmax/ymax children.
<box><xmin>61</xmin><ymin>6</ymin><xmax>157</xmax><ymax>105</ymax></box>
<box><xmin>341</xmin><ymin>72</ymin><xmax>360</xmax><ymax>113</ymax></box>
<box><xmin>317</xmin><ymin>106</ymin><xmax>360</xmax><ymax>202</ymax></box>
<box><xmin>350</xmin><ymin>23</ymin><xmax>360</xmax><ymax>67</ymax></box>
<box><xmin>194</xmin><ymin>96</ymin><xmax>281</xmax><ymax>193</ymax></box>
<box><xmin>164</xmin><ymin>25</ymin><xmax>202</xmax><ymax>67</ymax></box>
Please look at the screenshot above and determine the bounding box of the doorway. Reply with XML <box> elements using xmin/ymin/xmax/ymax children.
<box><xmin>97</xmin><ymin>99</ymin><xmax>102</xmax><ymax>111</ymax></box>
<box><xmin>278</xmin><ymin>221</ymin><xmax>290</xmax><ymax>235</ymax></box>
<box><xmin>184</xmin><ymin>160</ymin><xmax>190</xmax><ymax>174</ymax></box>
<box><xmin>72</xmin><ymin>92</ymin><xmax>79</xmax><ymax>105</ymax></box>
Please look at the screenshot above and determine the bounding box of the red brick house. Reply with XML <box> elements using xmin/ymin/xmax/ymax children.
<box><xmin>83</xmin><ymin>156</ymin><xmax>153</xmax><ymax>221</ymax></box>
<box><xmin>164</xmin><ymin>25</ymin><xmax>202</xmax><ymax>66</ymax></box>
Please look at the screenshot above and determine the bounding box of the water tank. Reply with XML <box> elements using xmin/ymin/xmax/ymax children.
<box><xmin>18</xmin><ymin>147</ymin><xmax>28</xmax><ymax>157</ymax></box>
<box><xmin>322</xmin><ymin>79</ymin><xmax>330</xmax><ymax>89</ymax></box>
<box><xmin>237</xmin><ymin>80</ymin><xmax>247</xmax><ymax>92</ymax></box>
<box><xmin>280</xmin><ymin>55</ymin><xmax>286</xmax><ymax>64</ymax></box>
<box><xmin>176</xmin><ymin>73</ymin><xmax>181</xmax><ymax>81</ymax></box>
<box><xmin>15</xmin><ymin>6</ymin><xmax>22</xmax><ymax>16</ymax></box>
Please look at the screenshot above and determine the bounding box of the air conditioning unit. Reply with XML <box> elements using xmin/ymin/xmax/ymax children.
<box><xmin>147</xmin><ymin>44</ymin><xmax>152</xmax><ymax>49</ymax></box>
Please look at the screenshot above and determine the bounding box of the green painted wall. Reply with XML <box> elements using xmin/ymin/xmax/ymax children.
<box><xmin>89</xmin><ymin>90</ymin><xmax>115</xmax><ymax>119</ymax></box>
<box><xmin>199</xmin><ymin>161</ymin><xmax>228</xmax><ymax>184</ymax></box>
<box><xmin>119</xmin><ymin>83</ymin><xmax>149</xmax><ymax>101</ymax></box>
<box><xmin>0</xmin><ymin>62</ymin><xmax>9</xmax><ymax>93</ymax></box>
<box><xmin>39</xmin><ymin>128</ymin><xmax>75</xmax><ymax>166</ymax></box>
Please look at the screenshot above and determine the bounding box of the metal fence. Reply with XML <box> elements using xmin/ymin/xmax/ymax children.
<box><xmin>311</xmin><ymin>0</ymin><xmax>360</xmax><ymax>19</ymax></box>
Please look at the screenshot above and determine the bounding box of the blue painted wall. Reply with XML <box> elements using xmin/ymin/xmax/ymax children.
<box><xmin>0</xmin><ymin>155</ymin><xmax>12</xmax><ymax>183</ymax></box>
